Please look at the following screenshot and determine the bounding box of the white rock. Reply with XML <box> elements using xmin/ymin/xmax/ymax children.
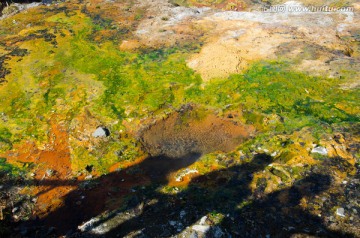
<box><xmin>336</xmin><ymin>207</ymin><xmax>345</xmax><ymax>217</ymax></box>
<box><xmin>199</xmin><ymin>216</ymin><xmax>207</xmax><ymax>225</ymax></box>
<box><xmin>192</xmin><ymin>225</ymin><xmax>210</xmax><ymax>233</ymax></box>
<box><xmin>78</xmin><ymin>217</ymin><xmax>101</xmax><ymax>232</ymax></box>
<box><xmin>92</xmin><ymin>127</ymin><xmax>109</xmax><ymax>138</ymax></box>
<box><xmin>311</xmin><ymin>146</ymin><xmax>328</xmax><ymax>155</ymax></box>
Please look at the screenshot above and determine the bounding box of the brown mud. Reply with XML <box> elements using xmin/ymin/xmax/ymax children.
<box><xmin>139</xmin><ymin>105</ymin><xmax>255</xmax><ymax>158</ymax></box>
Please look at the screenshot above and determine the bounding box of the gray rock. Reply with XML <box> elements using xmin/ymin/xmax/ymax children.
<box><xmin>92</xmin><ymin>127</ymin><xmax>110</xmax><ymax>138</ymax></box>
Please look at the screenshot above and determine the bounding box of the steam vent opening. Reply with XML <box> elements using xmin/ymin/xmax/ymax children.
<box><xmin>138</xmin><ymin>105</ymin><xmax>256</xmax><ymax>159</ymax></box>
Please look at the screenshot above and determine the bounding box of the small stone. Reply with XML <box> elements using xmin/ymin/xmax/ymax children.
<box><xmin>336</xmin><ymin>207</ymin><xmax>345</xmax><ymax>217</ymax></box>
<box><xmin>311</xmin><ymin>146</ymin><xmax>328</xmax><ymax>155</ymax></box>
<box><xmin>192</xmin><ymin>225</ymin><xmax>210</xmax><ymax>233</ymax></box>
<box><xmin>12</xmin><ymin>207</ymin><xmax>19</xmax><ymax>213</ymax></box>
<box><xmin>92</xmin><ymin>127</ymin><xmax>110</xmax><ymax>138</ymax></box>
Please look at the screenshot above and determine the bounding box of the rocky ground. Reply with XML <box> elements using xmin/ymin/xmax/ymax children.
<box><xmin>0</xmin><ymin>0</ymin><xmax>359</xmax><ymax>237</ymax></box>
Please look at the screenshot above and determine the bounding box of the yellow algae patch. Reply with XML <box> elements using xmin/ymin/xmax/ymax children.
<box><xmin>119</xmin><ymin>39</ymin><xmax>142</xmax><ymax>52</ymax></box>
